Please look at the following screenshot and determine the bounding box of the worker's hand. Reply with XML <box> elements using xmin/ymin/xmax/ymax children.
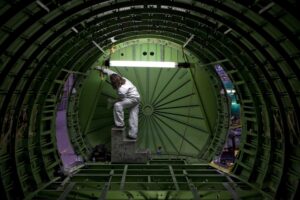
<box><xmin>94</xmin><ymin>66</ymin><xmax>106</xmax><ymax>80</ymax></box>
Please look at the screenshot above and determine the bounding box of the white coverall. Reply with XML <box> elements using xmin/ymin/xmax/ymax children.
<box><xmin>102</xmin><ymin>68</ymin><xmax>140</xmax><ymax>139</ymax></box>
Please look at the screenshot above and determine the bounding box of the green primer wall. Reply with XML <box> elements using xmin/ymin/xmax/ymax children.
<box><xmin>78</xmin><ymin>39</ymin><xmax>219</xmax><ymax>157</ymax></box>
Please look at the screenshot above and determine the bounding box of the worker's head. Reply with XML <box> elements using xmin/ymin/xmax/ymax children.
<box><xmin>110</xmin><ymin>74</ymin><xmax>125</xmax><ymax>89</ymax></box>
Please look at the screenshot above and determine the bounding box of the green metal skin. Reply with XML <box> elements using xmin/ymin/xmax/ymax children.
<box><xmin>0</xmin><ymin>0</ymin><xmax>299</xmax><ymax>199</ymax></box>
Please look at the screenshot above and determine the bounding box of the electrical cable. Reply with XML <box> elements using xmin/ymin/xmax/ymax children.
<box><xmin>182</xmin><ymin>46</ymin><xmax>189</xmax><ymax>63</ymax></box>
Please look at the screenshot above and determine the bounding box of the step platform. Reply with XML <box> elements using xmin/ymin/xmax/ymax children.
<box><xmin>111</xmin><ymin>127</ymin><xmax>149</xmax><ymax>163</ymax></box>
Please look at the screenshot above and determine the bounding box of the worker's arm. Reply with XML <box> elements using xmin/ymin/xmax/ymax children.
<box><xmin>95</xmin><ymin>66</ymin><xmax>117</xmax><ymax>76</ymax></box>
<box><xmin>102</xmin><ymin>68</ymin><xmax>117</xmax><ymax>76</ymax></box>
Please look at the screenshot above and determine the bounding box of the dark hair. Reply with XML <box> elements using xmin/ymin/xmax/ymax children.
<box><xmin>110</xmin><ymin>74</ymin><xmax>125</xmax><ymax>89</ymax></box>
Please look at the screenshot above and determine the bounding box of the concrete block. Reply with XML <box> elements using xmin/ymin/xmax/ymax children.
<box><xmin>111</xmin><ymin>127</ymin><xmax>148</xmax><ymax>163</ymax></box>
<box><xmin>111</xmin><ymin>128</ymin><xmax>126</xmax><ymax>163</ymax></box>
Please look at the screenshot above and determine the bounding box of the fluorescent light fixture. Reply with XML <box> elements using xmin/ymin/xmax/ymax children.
<box><xmin>109</xmin><ymin>60</ymin><xmax>177</xmax><ymax>68</ymax></box>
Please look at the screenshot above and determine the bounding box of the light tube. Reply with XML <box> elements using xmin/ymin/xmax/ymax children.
<box><xmin>109</xmin><ymin>60</ymin><xmax>177</xmax><ymax>68</ymax></box>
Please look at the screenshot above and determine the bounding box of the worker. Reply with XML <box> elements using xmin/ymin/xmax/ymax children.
<box><xmin>95</xmin><ymin>66</ymin><xmax>140</xmax><ymax>140</ymax></box>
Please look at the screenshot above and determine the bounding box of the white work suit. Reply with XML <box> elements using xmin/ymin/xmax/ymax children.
<box><xmin>102</xmin><ymin>68</ymin><xmax>140</xmax><ymax>139</ymax></box>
